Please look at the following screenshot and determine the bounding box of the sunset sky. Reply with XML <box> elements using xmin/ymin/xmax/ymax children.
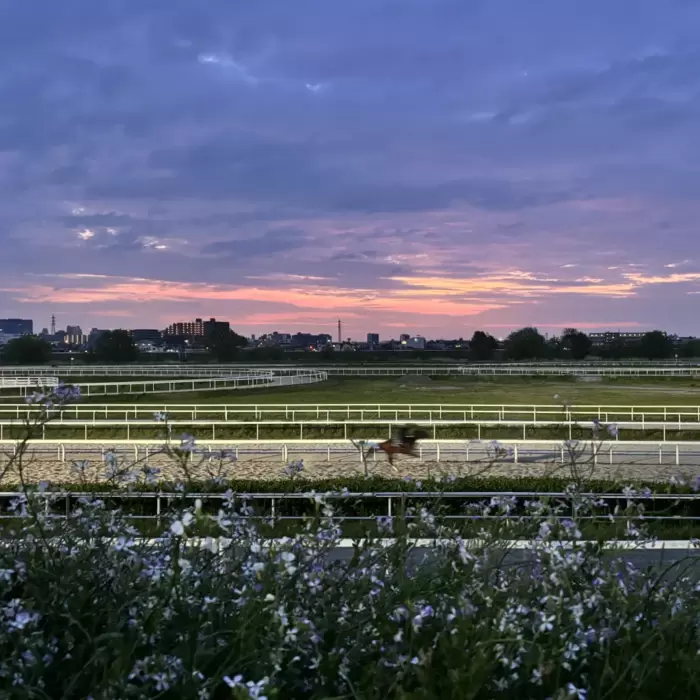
<box><xmin>2</xmin><ymin>1</ymin><xmax>700</xmax><ymax>339</ymax></box>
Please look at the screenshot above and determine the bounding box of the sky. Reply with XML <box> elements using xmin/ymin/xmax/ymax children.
<box><xmin>2</xmin><ymin>1</ymin><xmax>700</xmax><ymax>340</ymax></box>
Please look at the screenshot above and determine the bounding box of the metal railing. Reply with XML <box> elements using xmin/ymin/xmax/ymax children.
<box><xmin>3</xmin><ymin>438</ymin><xmax>700</xmax><ymax>467</ymax></box>
<box><xmin>0</xmin><ymin>418</ymin><xmax>698</xmax><ymax>441</ymax></box>
<box><xmin>1</xmin><ymin>489</ymin><xmax>698</xmax><ymax>523</ymax></box>
<box><xmin>3</xmin><ymin>402</ymin><xmax>700</xmax><ymax>423</ymax></box>
<box><xmin>0</xmin><ymin>377</ymin><xmax>59</xmax><ymax>388</ymax></box>
<box><xmin>0</xmin><ymin>369</ymin><xmax>328</xmax><ymax>398</ymax></box>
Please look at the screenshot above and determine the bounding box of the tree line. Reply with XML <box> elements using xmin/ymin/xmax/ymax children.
<box><xmin>0</xmin><ymin>326</ymin><xmax>694</xmax><ymax>364</ymax></box>
<box><xmin>472</xmin><ymin>327</ymin><xmax>692</xmax><ymax>361</ymax></box>
<box><xmin>0</xmin><ymin>327</ymin><xmax>248</xmax><ymax>365</ymax></box>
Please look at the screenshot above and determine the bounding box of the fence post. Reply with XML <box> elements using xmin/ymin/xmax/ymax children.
<box><xmin>387</xmin><ymin>497</ymin><xmax>392</xmax><ymax>518</ymax></box>
<box><xmin>676</xmin><ymin>444</ymin><xmax>680</xmax><ymax>466</ymax></box>
<box><xmin>283</xmin><ymin>445</ymin><xmax>288</xmax><ymax>462</ymax></box>
<box><xmin>134</xmin><ymin>445</ymin><xmax>138</xmax><ymax>461</ymax></box>
<box><xmin>436</xmin><ymin>444</ymin><xmax>441</xmax><ymax>462</ymax></box>
<box><xmin>513</xmin><ymin>445</ymin><xmax>518</xmax><ymax>464</ymax></box>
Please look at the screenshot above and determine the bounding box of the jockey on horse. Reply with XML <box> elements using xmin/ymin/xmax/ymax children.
<box><xmin>353</xmin><ymin>424</ymin><xmax>429</xmax><ymax>469</ymax></box>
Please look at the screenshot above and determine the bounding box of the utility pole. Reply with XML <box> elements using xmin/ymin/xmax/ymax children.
<box><xmin>337</xmin><ymin>319</ymin><xmax>342</xmax><ymax>343</ymax></box>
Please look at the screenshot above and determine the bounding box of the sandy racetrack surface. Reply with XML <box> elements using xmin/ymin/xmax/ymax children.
<box><xmin>1</xmin><ymin>442</ymin><xmax>699</xmax><ymax>485</ymax></box>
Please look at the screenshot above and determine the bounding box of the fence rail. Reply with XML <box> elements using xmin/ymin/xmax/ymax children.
<box><xmin>1</xmin><ymin>418</ymin><xmax>700</xmax><ymax>441</ymax></box>
<box><xmin>0</xmin><ymin>377</ymin><xmax>59</xmax><ymax>388</ymax></box>
<box><xmin>2</xmin><ymin>363</ymin><xmax>700</xmax><ymax>377</ymax></box>
<box><xmin>0</xmin><ymin>369</ymin><xmax>327</xmax><ymax>398</ymax></box>
<box><xmin>1</xmin><ymin>489</ymin><xmax>698</xmax><ymax>523</ymax></box>
<box><xmin>3</xmin><ymin>438</ymin><xmax>700</xmax><ymax>467</ymax></box>
<box><xmin>3</xmin><ymin>402</ymin><xmax>700</xmax><ymax>423</ymax></box>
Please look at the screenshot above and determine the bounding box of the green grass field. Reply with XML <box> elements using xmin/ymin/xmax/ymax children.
<box><xmin>70</xmin><ymin>375</ymin><xmax>700</xmax><ymax>407</ymax></box>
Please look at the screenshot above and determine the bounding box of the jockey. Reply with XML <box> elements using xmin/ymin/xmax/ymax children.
<box><xmin>391</xmin><ymin>426</ymin><xmax>408</xmax><ymax>447</ymax></box>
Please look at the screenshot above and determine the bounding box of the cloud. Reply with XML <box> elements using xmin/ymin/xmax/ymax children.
<box><xmin>201</xmin><ymin>228</ymin><xmax>311</xmax><ymax>257</ymax></box>
<box><xmin>2</xmin><ymin>1</ymin><xmax>700</xmax><ymax>336</ymax></box>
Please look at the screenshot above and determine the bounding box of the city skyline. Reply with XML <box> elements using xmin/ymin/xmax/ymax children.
<box><xmin>2</xmin><ymin>2</ymin><xmax>700</xmax><ymax>336</ymax></box>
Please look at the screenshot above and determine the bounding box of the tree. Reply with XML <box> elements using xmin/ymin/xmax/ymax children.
<box><xmin>560</xmin><ymin>328</ymin><xmax>592</xmax><ymax>361</ymax></box>
<box><xmin>320</xmin><ymin>344</ymin><xmax>336</xmax><ymax>360</ymax></box>
<box><xmin>1</xmin><ymin>335</ymin><xmax>52</xmax><ymax>365</ymax></box>
<box><xmin>205</xmin><ymin>328</ymin><xmax>247</xmax><ymax>362</ymax></box>
<box><xmin>469</xmin><ymin>330</ymin><xmax>498</xmax><ymax>361</ymax></box>
<box><xmin>638</xmin><ymin>330</ymin><xmax>674</xmax><ymax>360</ymax></box>
<box><xmin>92</xmin><ymin>330</ymin><xmax>140</xmax><ymax>363</ymax></box>
<box><xmin>504</xmin><ymin>327</ymin><xmax>548</xmax><ymax>360</ymax></box>
<box><xmin>677</xmin><ymin>339</ymin><xmax>700</xmax><ymax>358</ymax></box>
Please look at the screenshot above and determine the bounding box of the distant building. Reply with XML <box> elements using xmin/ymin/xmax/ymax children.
<box><xmin>64</xmin><ymin>333</ymin><xmax>87</xmax><ymax>346</ymax></box>
<box><xmin>163</xmin><ymin>317</ymin><xmax>230</xmax><ymax>337</ymax></box>
<box><xmin>164</xmin><ymin>318</ymin><xmax>205</xmax><ymax>337</ymax></box>
<box><xmin>367</xmin><ymin>333</ymin><xmax>379</xmax><ymax>347</ymax></box>
<box><xmin>588</xmin><ymin>331</ymin><xmax>648</xmax><ymax>348</ymax></box>
<box><xmin>0</xmin><ymin>332</ymin><xmax>20</xmax><ymax>345</ymax></box>
<box><xmin>399</xmin><ymin>333</ymin><xmax>410</xmax><ymax>343</ymax></box>
<box><xmin>260</xmin><ymin>332</ymin><xmax>292</xmax><ymax>346</ymax></box>
<box><xmin>203</xmin><ymin>318</ymin><xmax>230</xmax><ymax>336</ymax></box>
<box><xmin>401</xmin><ymin>335</ymin><xmax>426</xmax><ymax>350</ymax></box>
<box><xmin>66</xmin><ymin>325</ymin><xmax>82</xmax><ymax>336</ymax></box>
<box><xmin>130</xmin><ymin>329</ymin><xmax>162</xmax><ymax>342</ymax></box>
<box><xmin>289</xmin><ymin>332</ymin><xmax>332</xmax><ymax>349</ymax></box>
<box><xmin>0</xmin><ymin>318</ymin><xmax>32</xmax><ymax>335</ymax></box>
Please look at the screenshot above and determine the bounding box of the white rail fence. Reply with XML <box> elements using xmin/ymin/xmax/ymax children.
<box><xmin>1</xmin><ymin>418</ymin><xmax>700</xmax><ymax>441</ymax></box>
<box><xmin>2</xmin><ymin>363</ymin><xmax>700</xmax><ymax>377</ymax></box>
<box><xmin>0</xmin><ymin>369</ymin><xmax>327</xmax><ymax>398</ymax></box>
<box><xmin>3</xmin><ymin>438</ymin><xmax>700</xmax><ymax>467</ymax></box>
<box><xmin>4</xmin><ymin>402</ymin><xmax>700</xmax><ymax>424</ymax></box>
<box><xmin>0</xmin><ymin>377</ymin><xmax>59</xmax><ymax>388</ymax></box>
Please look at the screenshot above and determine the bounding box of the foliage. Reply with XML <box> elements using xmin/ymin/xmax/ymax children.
<box><xmin>0</xmin><ymin>335</ymin><xmax>52</xmax><ymax>365</ymax></box>
<box><xmin>13</xmin><ymin>473</ymin><xmax>694</xmax><ymax>495</ymax></box>
<box><xmin>638</xmin><ymin>330</ymin><xmax>674</xmax><ymax>360</ymax></box>
<box><xmin>504</xmin><ymin>327</ymin><xmax>548</xmax><ymax>360</ymax></box>
<box><xmin>677</xmin><ymin>338</ymin><xmax>700</xmax><ymax>358</ymax></box>
<box><xmin>89</xmin><ymin>330</ymin><xmax>140</xmax><ymax>363</ymax></box>
<box><xmin>205</xmin><ymin>327</ymin><xmax>248</xmax><ymax>362</ymax></box>
<box><xmin>469</xmin><ymin>330</ymin><xmax>499</xmax><ymax>361</ymax></box>
<box><xmin>561</xmin><ymin>328</ymin><xmax>593</xmax><ymax>361</ymax></box>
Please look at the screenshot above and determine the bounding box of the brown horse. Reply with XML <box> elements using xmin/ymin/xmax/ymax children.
<box><xmin>352</xmin><ymin>426</ymin><xmax>429</xmax><ymax>470</ymax></box>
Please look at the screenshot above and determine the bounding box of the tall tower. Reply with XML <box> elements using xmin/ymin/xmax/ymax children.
<box><xmin>337</xmin><ymin>319</ymin><xmax>342</xmax><ymax>344</ymax></box>
<box><xmin>50</xmin><ymin>315</ymin><xmax>56</xmax><ymax>335</ymax></box>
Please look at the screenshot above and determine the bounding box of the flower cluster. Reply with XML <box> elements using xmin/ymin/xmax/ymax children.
<box><xmin>0</xmin><ymin>477</ymin><xmax>698</xmax><ymax>699</ymax></box>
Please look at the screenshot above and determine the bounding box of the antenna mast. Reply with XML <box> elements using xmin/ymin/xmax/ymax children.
<box><xmin>51</xmin><ymin>315</ymin><xmax>56</xmax><ymax>335</ymax></box>
<box><xmin>337</xmin><ymin>319</ymin><xmax>342</xmax><ymax>344</ymax></box>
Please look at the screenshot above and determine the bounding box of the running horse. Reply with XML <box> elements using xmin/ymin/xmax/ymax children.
<box><xmin>352</xmin><ymin>425</ymin><xmax>429</xmax><ymax>470</ymax></box>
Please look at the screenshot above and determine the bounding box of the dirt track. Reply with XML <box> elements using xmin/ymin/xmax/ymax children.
<box><xmin>1</xmin><ymin>442</ymin><xmax>698</xmax><ymax>485</ymax></box>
